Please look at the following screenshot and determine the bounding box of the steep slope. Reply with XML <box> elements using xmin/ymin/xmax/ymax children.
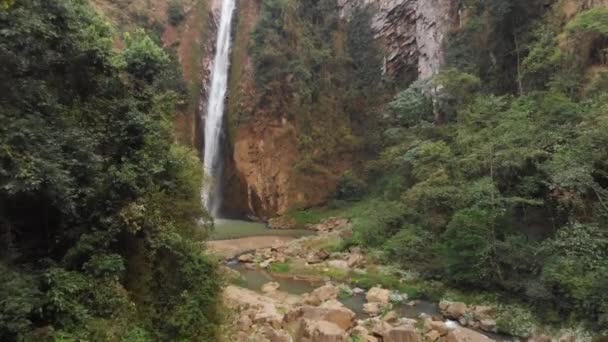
<box><xmin>222</xmin><ymin>0</ymin><xmax>459</xmax><ymax>219</ymax></box>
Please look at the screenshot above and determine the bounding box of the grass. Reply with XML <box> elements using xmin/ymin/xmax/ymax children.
<box><xmin>269</xmin><ymin>262</ymin><xmax>291</xmax><ymax>273</ymax></box>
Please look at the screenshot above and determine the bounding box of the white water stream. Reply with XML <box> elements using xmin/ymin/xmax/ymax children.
<box><xmin>202</xmin><ymin>0</ymin><xmax>236</xmax><ymax>217</ymax></box>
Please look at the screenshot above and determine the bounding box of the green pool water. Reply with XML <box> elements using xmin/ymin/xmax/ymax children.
<box><xmin>210</xmin><ymin>219</ymin><xmax>314</xmax><ymax>240</ymax></box>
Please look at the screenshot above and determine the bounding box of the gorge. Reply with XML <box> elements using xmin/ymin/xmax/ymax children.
<box><xmin>2</xmin><ymin>0</ymin><xmax>608</xmax><ymax>340</ymax></box>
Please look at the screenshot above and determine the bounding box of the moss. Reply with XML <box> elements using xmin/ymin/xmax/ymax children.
<box><xmin>269</xmin><ymin>262</ymin><xmax>291</xmax><ymax>273</ymax></box>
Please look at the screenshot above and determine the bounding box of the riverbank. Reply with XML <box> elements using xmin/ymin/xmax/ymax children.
<box><xmin>209</xmin><ymin>218</ymin><xmax>592</xmax><ymax>341</ymax></box>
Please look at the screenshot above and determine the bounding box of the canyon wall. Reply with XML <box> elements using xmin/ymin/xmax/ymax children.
<box><xmin>221</xmin><ymin>0</ymin><xmax>459</xmax><ymax>219</ymax></box>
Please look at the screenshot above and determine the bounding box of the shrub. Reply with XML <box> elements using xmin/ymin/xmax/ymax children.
<box><xmin>167</xmin><ymin>1</ymin><xmax>185</xmax><ymax>26</ymax></box>
<box><xmin>335</xmin><ymin>171</ymin><xmax>368</xmax><ymax>201</ymax></box>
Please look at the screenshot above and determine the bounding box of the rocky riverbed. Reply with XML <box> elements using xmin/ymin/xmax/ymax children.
<box><xmin>209</xmin><ymin>218</ymin><xmax>579</xmax><ymax>342</ymax></box>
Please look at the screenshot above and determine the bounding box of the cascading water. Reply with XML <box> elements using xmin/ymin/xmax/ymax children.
<box><xmin>202</xmin><ymin>0</ymin><xmax>236</xmax><ymax>217</ymax></box>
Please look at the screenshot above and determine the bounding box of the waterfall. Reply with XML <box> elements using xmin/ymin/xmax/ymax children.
<box><xmin>202</xmin><ymin>0</ymin><xmax>236</xmax><ymax>217</ymax></box>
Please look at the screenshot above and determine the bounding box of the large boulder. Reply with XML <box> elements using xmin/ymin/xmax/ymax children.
<box><xmin>303</xmin><ymin>283</ymin><xmax>340</xmax><ymax>305</ymax></box>
<box><xmin>366</xmin><ymin>287</ymin><xmax>391</xmax><ymax>304</ymax></box>
<box><xmin>445</xmin><ymin>327</ymin><xmax>494</xmax><ymax>342</ymax></box>
<box><xmin>363</xmin><ymin>302</ymin><xmax>390</xmax><ymax>316</ymax></box>
<box><xmin>439</xmin><ymin>300</ymin><xmax>468</xmax><ymax>320</ymax></box>
<box><xmin>297</xmin><ymin>319</ymin><xmax>347</xmax><ymax>342</ymax></box>
<box><xmin>383</xmin><ymin>326</ymin><xmax>421</xmax><ymax>342</ymax></box>
<box><xmin>286</xmin><ymin>300</ymin><xmax>356</xmax><ymax>330</ymax></box>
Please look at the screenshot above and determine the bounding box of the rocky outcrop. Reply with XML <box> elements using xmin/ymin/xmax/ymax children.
<box><xmin>337</xmin><ymin>0</ymin><xmax>458</xmax><ymax>80</ymax></box>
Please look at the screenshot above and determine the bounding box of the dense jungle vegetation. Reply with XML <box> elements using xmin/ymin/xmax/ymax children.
<box><xmin>0</xmin><ymin>0</ymin><xmax>220</xmax><ymax>340</ymax></box>
<box><xmin>252</xmin><ymin>0</ymin><xmax>608</xmax><ymax>334</ymax></box>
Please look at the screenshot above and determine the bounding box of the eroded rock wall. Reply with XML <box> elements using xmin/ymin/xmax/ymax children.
<box><xmin>338</xmin><ymin>0</ymin><xmax>458</xmax><ymax>80</ymax></box>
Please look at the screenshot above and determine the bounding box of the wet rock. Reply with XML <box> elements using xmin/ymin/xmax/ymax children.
<box><xmin>366</xmin><ymin>287</ymin><xmax>391</xmax><ymax>304</ymax></box>
<box><xmin>445</xmin><ymin>327</ymin><xmax>494</xmax><ymax>342</ymax></box>
<box><xmin>384</xmin><ymin>326</ymin><xmax>421</xmax><ymax>342</ymax></box>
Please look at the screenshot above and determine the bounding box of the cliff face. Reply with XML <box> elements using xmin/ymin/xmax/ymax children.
<box><xmin>338</xmin><ymin>0</ymin><xmax>458</xmax><ymax>80</ymax></box>
<box><xmin>221</xmin><ymin>0</ymin><xmax>458</xmax><ymax>219</ymax></box>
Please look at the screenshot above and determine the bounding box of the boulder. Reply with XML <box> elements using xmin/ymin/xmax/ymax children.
<box><xmin>479</xmin><ymin>319</ymin><xmax>497</xmax><ymax>333</ymax></box>
<box><xmin>368</xmin><ymin>318</ymin><xmax>393</xmax><ymax>337</ymax></box>
<box><xmin>297</xmin><ymin>319</ymin><xmax>347</xmax><ymax>342</ymax></box>
<box><xmin>353</xmin><ymin>287</ymin><xmax>366</xmax><ymax>294</ymax></box>
<box><xmin>238</xmin><ymin>253</ymin><xmax>255</xmax><ymax>263</ymax></box>
<box><xmin>261</xmin><ymin>282</ymin><xmax>280</xmax><ymax>293</ymax></box>
<box><xmin>445</xmin><ymin>327</ymin><xmax>493</xmax><ymax>342</ymax></box>
<box><xmin>472</xmin><ymin>305</ymin><xmax>496</xmax><ymax>321</ymax></box>
<box><xmin>236</xmin><ymin>315</ymin><xmax>252</xmax><ymax>331</ymax></box>
<box><xmin>439</xmin><ymin>300</ymin><xmax>468</xmax><ymax>320</ymax></box>
<box><xmin>303</xmin><ymin>283</ymin><xmax>339</xmax><ymax>305</ymax></box>
<box><xmin>425</xmin><ymin>330</ymin><xmax>441</xmax><ymax>342</ymax></box>
<box><xmin>366</xmin><ymin>287</ymin><xmax>391</xmax><ymax>304</ymax></box>
<box><xmin>383</xmin><ymin>326</ymin><xmax>421</xmax><ymax>342</ymax></box>
<box><xmin>346</xmin><ymin>253</ymin><xmax>365</xmax><ymax>267</ymax></box>
<box><xmin>259</xmin><ymin>325</ymin><xmax>292</xmax><ymax>342</ymax></box>
<box><xmin>382</xmin><ymin>310</ymin><xmax>400</xmax><ymax>323</ymax></box>
<box><xmin>285</xmin><ymin>301</ymin><xmax>356</xmax><ymax>331</ymax></box>
<box><xmin>259</xmin><ymin>257</ymin><xmax>274</xmax><ymax>268</ymax></box>
<box><xmin>363</xmin><ymin>302</ymin><xmax>389</xmax><ymax>316</ymax></box>
<box><xmin>318</xmin><ymin>300</ymin><xmax>357</xmax><ymax>330</ymax></box>
<box><xmin>327</xmin><ymin>259</ymin><xmax>350</xmax><ymax>269</ymax></box>
<box><xmin>428</xmin><ymin>320</ymin><xmax>452</xmax><ymax>336</ymax></box>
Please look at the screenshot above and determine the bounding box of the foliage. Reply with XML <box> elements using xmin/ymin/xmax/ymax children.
<box><xmin>167</xmin><ymin>1</ymin><xmax>186</xmax><ymax>26</ymax></box>
<box><xmin>0</xmin><ymin>0</ymin><xmax>220</xmax><ymax>340</ymax></box>
<box><xmin>565</xmin><ymin>8</ymin><xmax>608</xmax><ymax>36</ymax></box>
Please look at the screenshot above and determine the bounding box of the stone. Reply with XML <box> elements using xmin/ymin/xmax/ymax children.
<box><xmin>428</xmin><ymin>320</ymin><xmax>452</xmax><ymax>336</ymax></box>
<box><xmin>425</xmin><ymin>330</ymin><xmax>441</xmax><ymax>342</ymax></box>
<box><xmin>286</xmin><ymin>301</ymin><xmax>356</xmax><ymax>331</ymax></box>
<box><xmin>383</xmin><ymin>326</ymin><xmax>421</xmax><ymax>342</ymax></box>
<box><xmin>445</xmin><ymin>327</ymin><xmax>493</xmax><ymax>342</ymax></box>
<box><xmin>363</xmin><ymin>302</ymin><xmax>388</xmax><ymax>316</ymax></box>
<box><xmin>439</xmin><ymin>300</ymin><xmax>468</xmax><ymax>320</ymax></box>
<box><xmin>368</xmin><ymin>318</ymin><xmax>393</xmax><ymax>337</ymax></box>
<box><xmin>346</xmin><ymin>253</ymin><xmax>365</xmax><ymax>267</ymax></box>
<box><xmin>259</xmin><ymin>258</ymin><xmax>274</xmax><ymax>268</ymax></box>
<box><xmin>238</xmin><ymin>253</ymin><xmax>255</xmax><ymax>263</ymax></box>
<box><xmin>366</xmin><ymin>287</ymin><xmax>391</xmax><ymax>304</ymax></box>
<box><xmin>297</xmin><ymin>319</ymin><xmax>347</xmax><ymax>342</ymax></box>
<box><xmin>472</xmin><ymin>305</ymin><xmax>496</xmax><ymax>321</ymax></box>
<box><xmin>303</xmin><ymin>283</ymin><xmax>340</xmax><ymax>305</ymax></box>
<box><xmin>236</xmin><ymin>315</ymin><xmax>252</xmax><ymax>331</ymax></box>
<box><xmin>382</xmin><ymin>310</ymin><xmax>399</xmax><ymax>323</ymax></box>
<box><xmin>260</xmin><ymin>326</ymin><xmax>292</xmax><ymax>342</ymax></box>
<box><xmin>353</xmin><ymin>287</ymin><xmax>365</xmax><ymax>294</ymax></box>
<box><xmin>318</xmin><ymin>300</ymin><xmax>357</xmax><ymax>330</ymax></box>
<box><xmin>479</xmin><ymin>319</ymin><xmax>497</xmax><ymax>333</ymax></box>
<box><xmin>261</xmin><ymin>282</ymin><xmax>280</xmax><ymax>293</ymax></box>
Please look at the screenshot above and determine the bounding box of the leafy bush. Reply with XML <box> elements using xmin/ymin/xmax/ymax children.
<box><xmin>167</xmin><ymin>1</ymin><xmax>185</xmax><ymax>26</ymax></box>
<box><xmin>336</xmin><ymin>171</ymin><xmax>368</xmax><ymax>201</ymax></box>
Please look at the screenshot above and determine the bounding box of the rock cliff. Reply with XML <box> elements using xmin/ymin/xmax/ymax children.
<box><xmin>222</xmin><ymin>0</ymin><xmax>460</xmax><ymax>219</ymax></box>
<box><xmin>338</xmin><ymin>0</ymin><xmax>458</xmax><ymax>80</ymax></box>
